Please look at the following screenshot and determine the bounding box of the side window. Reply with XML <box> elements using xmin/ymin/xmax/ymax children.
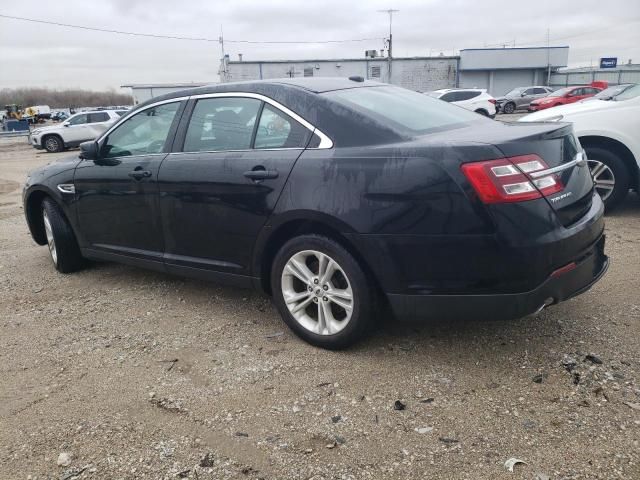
<box><xmin>68</xmin><ymin>114</ymin><xmax>88</xmax><ymax>126</ymax></box>
<box><xmin>534</xmin><ymin>88</ymin><xmax>548</xmax><ymax>94</ymax></box>
<box><xmin>439</xmin><ymin>92</ymin><xmax>455</xmax><ymax>102</ymax></box>
<box><xmin>183</xmin><ymin>97</ymin><xmax>261</xmax><ymax>152</ymax></box>
<box><xmin>88</xmin><ymin>112</ymin><xmax>110</xmax><ymax>123</ymax></box>
<box><xmin>524</xmin><ymin>88</ymin><xmax>536</xmax><ymax>95</ymax></box>
<box><xmin>457</xmin><ymin>91</ymin><xmax>480</xmax><ymax>101</ymax></box>
<box><xmin>254</xmin><ymin>104</ymin><xmax>310</xmax><ymax>149</ymax></box>
<box><xmin>101</xmin><ymin>102</ymin><xmax>180</xmax><ymax>158</ymax></box>
<box><xmin>571</xmin><ymin>88</ymin><xmax>584</xmax><ymax>96</ymax></box>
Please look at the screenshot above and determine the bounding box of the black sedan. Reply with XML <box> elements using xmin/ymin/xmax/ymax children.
<box><xmin>23</xmin><ymin>78</ymin><xmax>608</xmax><ymax>349</ymax></box>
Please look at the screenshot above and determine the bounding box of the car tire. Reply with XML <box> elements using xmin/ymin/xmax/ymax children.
<box><xmin>271</xmin><ymin>234</ymin><xmax>373</xmax><ymax>349</ymax></box>
<box><xmin>43</xmin><ymin>135</ymin><xmax>63</xmax><ymax>153</ymax></box>
<box><xmin>502</xmin><ymin>102</ymin><xmax>515</xmax><ymax>114</ymax></box>
<box><xmin>584</xmin><ymin>146</ymin><xmax>629</xmax><ymax>212</ymax></box>
<box><xmin>42</xmin><ymin>197</ymin><xmax>85</xmax><ymax>273</ymax></box>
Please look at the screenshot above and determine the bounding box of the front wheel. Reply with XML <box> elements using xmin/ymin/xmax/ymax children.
<box><xmin>42</xmin><ymin>198</ymin><xmax>85</xmax><ymax>273</ymax></box>
<box><xmin>502</xmin><ymin>102</ymin><xmax>515</xmax><ymax>114</ymax></box>
<box><xmin>584</xmin><ymin>146</ymin><xmax>629</xmax><ymax>212</ymax></box>
<box><xmin>43</xmin><ymin>135</ymin><xmax>63</xmax><ymax>153</ymax></box>
<box><xmin>271</xmin><ymin>235</ymin><xmax>373</xmax><ymax>349</ymax></box>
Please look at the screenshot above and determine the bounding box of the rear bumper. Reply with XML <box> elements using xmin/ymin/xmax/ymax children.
<box><xmin>387</xmin><ymin>234</ymin><xmax>608</xmax><ymax>321</ymax></box>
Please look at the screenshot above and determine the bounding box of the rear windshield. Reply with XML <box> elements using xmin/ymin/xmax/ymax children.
<box><xmin>324</xmin><ymin>86</ymin><xmax>483</xmax><ymax>135</ymax></box>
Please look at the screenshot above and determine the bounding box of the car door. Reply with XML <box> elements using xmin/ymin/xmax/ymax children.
<box><xmin>158</xmin><ymin>94</ymin><xmax>316</xmax><ymax>280</ymax></box>
<box><xmin>566</xmin><ymin>88</ymin><xmax>584</xmax><ymax>104</ymax></box>
<box><xmin>517</xmin><ymin>88</ymin><xmax>536</xmax><ymax>109</ymax></box>
<box><xmin>83</xmin><ymin>112</ymin><xmax>113</xmax><ymax>143</ymax></box>
<box><xmin>74</xmin><ymin>100</ymin><xmax>185</xmax><ymax>266</ymax></box>
<box><xmin>530</xmin><ymin>87</ymin><xmax>549</xmax><ymax>106</ymax></box>
<box><xmin>63</xmin><ymin>113</ymin><xmax>91</xmax><ymax>144</ymax></box>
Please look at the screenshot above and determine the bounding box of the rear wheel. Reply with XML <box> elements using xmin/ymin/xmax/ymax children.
<box><xmin>584</xmin><ymin>146</ymin><xmax>629</xmax><ymax>211</ymax></box>
<box><xmin>42</xmin><ymin>198</ymin><xmax>84</xmax><ymax>273</ymax></box>
<box><xmin>502</xmin><ymin>102</ymin><xmax>515</xmax><ymax>114</ymax></box>
<box><xmin>271</xmin><ymin>235</ymin><xmax>372</xmax><ymax>349</ymax></box>
<box><xmin>43</xmin><ymin>135</ymin><xmax>63</xmax><ymax>153</ymax></box>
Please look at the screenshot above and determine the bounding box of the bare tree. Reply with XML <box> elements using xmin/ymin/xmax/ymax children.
<box><xmin>0</xmin><ymin>88</ymin><xmax>133</xmax><ymax>109</ymax></box>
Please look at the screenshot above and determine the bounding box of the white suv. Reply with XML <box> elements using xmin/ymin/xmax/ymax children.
<box><xmin>427</xmin><ymin>89</ymin><xmax>497</xmax><ymax>117</ymax></box>
<box><xmin>29</xmin><ymin>110</ymin><xmax>127</xmax><ymax>153</ymax></box>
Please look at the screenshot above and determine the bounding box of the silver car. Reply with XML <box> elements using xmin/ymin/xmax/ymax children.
<box><xmin>496</xmin><ymin>86</ymin><xmax>553</xmax><ymax>114</ymax></box>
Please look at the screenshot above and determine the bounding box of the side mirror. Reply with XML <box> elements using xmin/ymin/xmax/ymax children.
<box><xmin>63</xmin><ymin>123</ymin><xmax>69</xmax><ymax>127</ymax></box>
<box><xmin>521</xmin><ymin>92</ymin><xmax>527</xmax><ymax>97</ymax></box>
<box><xmin>79</xmin><ymin>141</ymin><xmax>99</xmax><ymax>160</ymax></box>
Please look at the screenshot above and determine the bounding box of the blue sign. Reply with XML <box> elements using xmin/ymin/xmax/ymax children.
<box><xmin>600</xmin><ymin>57</ymin><xmax>617</xmax><ymax>69</ymax></box>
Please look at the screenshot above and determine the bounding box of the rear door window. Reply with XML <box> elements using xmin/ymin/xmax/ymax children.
<box><xmin>183</xmin><ymin>97</ymin><xmax>261</xmax><ymax>152</ymax></box>
<box><xmin>533</xmin><ymin>88</ymin><xmax>548</xmax><ymax>94</ymax></box>
<box><xmin>88</xmin><ymin>112</ymin><xmax>110</xmax><ymax>123</ymax></box>
<box><xmin>254</xmin><ymin>104</ymin><xmax>311</xmax><ymax>149</ymax></box>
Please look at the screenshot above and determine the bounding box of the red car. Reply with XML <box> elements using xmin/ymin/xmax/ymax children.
<box><xmin>528</xmin><ymin>85</ymin><xmax>602</xmax><ymax>112</ymax></box>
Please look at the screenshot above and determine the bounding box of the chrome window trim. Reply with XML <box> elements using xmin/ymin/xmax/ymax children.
<box><xmin>94</xmin><ymin>91</ymin><xmax>334</xmax><ymax>158</ymax></box>
<box><xmin>166</xmin><ymin>147</ymin><xmax>305</xmax><ymax>156</ymax></box>
<box><xmin>188</xmin><ymin>92</ymin><xmax>333</xmax><ymax>150</ymax></box>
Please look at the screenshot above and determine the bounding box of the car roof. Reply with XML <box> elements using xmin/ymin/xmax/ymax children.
<box><xmin>147</xmin><ymin>77</ymin><xmax>383</xmax><ymax>102</ymax></box>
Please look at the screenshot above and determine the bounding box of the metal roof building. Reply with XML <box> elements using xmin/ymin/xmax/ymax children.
<box><xmin>121</xmin><ymin>83</ymin><xmax>210</xmax><ymax>104</ymax></box>
<box><xmin>221</xmin><ymin>46</ymin><xmax>570</xmax><ymax>96</ymax></box>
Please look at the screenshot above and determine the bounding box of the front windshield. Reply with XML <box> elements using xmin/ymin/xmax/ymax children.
<box><xmin>505</xmin><ymin>87</ymin><xmax>525</xmax><ymax>96</ymax></box>
<box><xmin>548</xmin><ymin>87</ymin><xmax>572</xmax><ymax>97</ymax></box>
<box><xmin>325</xmin><ymin>86</ymin><xmax>483</xmax><ymax>135</ymax></box>
<box><xmin>614</xmin><ymin>84</ymin><xmax>640</xmax><ymax>101</ymax></box>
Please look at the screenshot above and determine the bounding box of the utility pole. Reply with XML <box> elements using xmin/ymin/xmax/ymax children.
<box><xmin>219</xmin><ymin>25</ymin><xmax>227</xmax><ymax>82</ymax></box>
<box><xmin>546</xmin><ymin>28</ymin><xmax>551</xmax><ymax>87</ymax></box>
<box><xmin>378</xmin><ymin>9</ymin><xmax>399</xmax><ymax>83</ymax></box>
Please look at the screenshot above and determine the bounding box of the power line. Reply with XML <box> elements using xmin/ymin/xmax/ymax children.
<box><xmin>0</xmin><ymin>13</ymin><xmax>384</xmax><ymax>44</ymax></box>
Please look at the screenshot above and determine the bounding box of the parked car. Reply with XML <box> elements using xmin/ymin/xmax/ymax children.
<box><xmin>428</xmin><ymin>88</ymin><xmax>496</xmax><ymax>117</ymax></box>
<box><xmin>580</xmin><ymin>83</ymin><xmax>636</xmax><ymax>102</ymax></box>
<box><xmin>495</xmin><ymin>86</ymin><xmax>553</xmax><ymax>114</ymax></box>
<box><xmin>23</xmin><ymin>78</ymin><xmax>608</xmax><ymax>349</ymax></box>
<box><xmin>51</xmin><ymin>111</ymin><xmax>69</xmax><ymax>122</ymax></box>
<box><xmin>28</xmin><ymin>110</ymin><xmax>122</xmax><ymax>153</ymax></box>
<box><xmin>528</xmin><ymin>85</ymin><xmax>602</xmax><ymax>112</ymax></box>
<box><xmin>521</xmin><ymin>84</ymin><xmax>640</xmax><ymax>211</ymax></box>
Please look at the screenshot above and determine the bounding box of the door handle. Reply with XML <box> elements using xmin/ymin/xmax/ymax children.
<box><xmin>128</xmin><ymin>170</ymin><xmax>152</xmax><ymax>180</ymax></box>
<box><xmin>243</xmin><ymin>168</ymin><xmax>279</xmax><ymax>181</ymax></box>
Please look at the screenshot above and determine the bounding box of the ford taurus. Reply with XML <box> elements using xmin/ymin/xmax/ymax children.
<box><xmin>23</xmin><ymin>78</ymin><xmax>608</xmax><ymax>349</ymax></box>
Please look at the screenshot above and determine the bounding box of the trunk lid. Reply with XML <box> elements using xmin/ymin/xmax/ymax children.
<box><xmin>493</xmin><ymin>123</ymin><xmax>594</xmax><ymax>226</ymax></box>
<box><xmin>438</xmin><ymin>121</ymin><xmax>594</xmax><ymax>226</ymax></box>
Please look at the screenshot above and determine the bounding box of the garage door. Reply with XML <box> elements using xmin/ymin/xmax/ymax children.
<box><xmin>492</xmin><ymin>70</ymin><xmax>536</xmax><ymax>96</ymax></box>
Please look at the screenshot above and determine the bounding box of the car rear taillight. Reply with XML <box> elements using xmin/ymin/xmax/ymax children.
<box><xmin>488</xmin><ymin>99</ymin><xmax>496</xmax><ymax>104</ymax></box>
<box><xmin>461</xmin><ymin>154</ymin><xmax>563</xmax><ymax>204</ymax></box>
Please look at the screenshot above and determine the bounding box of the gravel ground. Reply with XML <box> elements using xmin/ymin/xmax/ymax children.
<box><xmin>0</xmin><ymin>139</ymin><xmax>639</xmax><ymax>480</ymax></box>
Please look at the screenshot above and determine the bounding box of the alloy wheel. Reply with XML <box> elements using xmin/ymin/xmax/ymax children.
<box><xmin>45</xmin><ymin>137</ymin><xmax>59</xmax><ymax>152</ymax></box>
<box><xmin>588</xmin><ymin>159</ymin><xmax>615</xmax><ymax>201</ymax></box>
<box><xmin>281</xmin><ymin>250</ymin><xmax>353</xmax><ymax>335</ymax></box>
<box><xmin>42</xmin><ymin>209</ymin><xmax>58</xmax><ymax>265</ymax></box>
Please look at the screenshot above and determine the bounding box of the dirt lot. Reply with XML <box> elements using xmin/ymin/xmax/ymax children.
<box><xmin>1</xmin><ymin>138</ymin><xmax>639</xmax><ymax>480</ymax></box>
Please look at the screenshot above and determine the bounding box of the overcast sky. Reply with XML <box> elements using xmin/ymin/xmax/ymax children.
<box><xmin>0</xmin><ymin>0</ymin><xmax>638</xmax><ymax>91</ymax></box>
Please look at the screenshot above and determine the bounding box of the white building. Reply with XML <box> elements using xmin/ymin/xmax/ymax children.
<box><xmin>121</xmin><ymin>83</ymin><xmax>210</xmax><ymax>105</ymax></box>
<box><xmin>222</xmin><ymin>46</ymin><xmax>569</xmax><ymax>96</ymax></box>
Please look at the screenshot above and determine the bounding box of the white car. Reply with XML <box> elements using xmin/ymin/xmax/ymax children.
<box><xmin>428</xmin><ymin>89</ymin><xmax>497</xmax><ymax>117</ymax></box>
<box><xmin>29</xmin><ymin>110</ymin><xmax>127</xmax><ymax>153</ymax></box>
<box><xmin>520</xmin><ymin>84</ymin><xmax>640</xmax><ymax>210</ymax></box>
